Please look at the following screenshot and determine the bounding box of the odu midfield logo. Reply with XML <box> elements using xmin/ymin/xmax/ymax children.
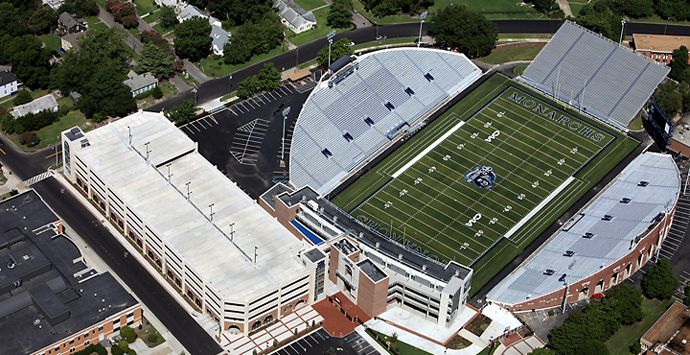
<box><xmin>465</xmin><ymin>165</ymin><xmax>496</xmax><ymax>190</ymax></box>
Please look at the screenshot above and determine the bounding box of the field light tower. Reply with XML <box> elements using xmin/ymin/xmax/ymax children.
<box><xmin>327</xmin><ymin>30</ymin><xmax>336</xmax><ymax>68</ymax></box>
<box><xmin>281</xmin><ymin>106</ymin><xmax>291</xmax><ymax>163</ymax></box>
<box><xmin>417</xmin><ymin>11</ymin><xmax>428</xmax><ymax>47</ymax></box>
<box><xmin>619</xmin><ymin>18</ymin><xmax>626</xmax><ymax>45</ymax></box>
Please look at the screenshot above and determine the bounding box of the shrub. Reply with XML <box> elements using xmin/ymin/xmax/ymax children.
<box><xmin>19</xmin><ymin>131</ymin><xmax>40</xmax><ymax>147</ymax></box>
<box><xmin>13</xmin><ymin>90</ymin><xmax>32</xmax><ymax>106</ymax></box>
<box><xmin>120</xmin><ymin>325</ymin><xmax>137</xmax><ymax>343</ymax></box>
<box><xmin>151</xmin><ymin>86</ymin><xmax>163</xmax><ymax>99</ymax></box>
<box><xmin>147</xmin><ymin>332</ymin><xmax>159</xmax><ymax>344</ymax></box>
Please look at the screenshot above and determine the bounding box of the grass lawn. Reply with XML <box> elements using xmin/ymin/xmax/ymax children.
<box><xmin>87</xmin><ymin>16</ymin><xmax>109</xmax><ymax>31</ymax></box>
<box><xmin>0</xmin><ymin>168</ymin><xmax>6</xmax><ymax>185</ymax></box>
<box><xmin>40</xmin><ymin>34</ymin><xmax>62</xmax><ymax>52</ymax></box>
<box><xmin>605</xmin><ymin>298</ymin><xmax>672</xmax><ymax>355</ymax></box>
<box><xmin>35</xmin><ymin>111</ymin><xmax>92</xmax><ymax>149</ymax></box>
<box><xmin>142</xmin><ymin>9</ymin><xmax>161</xmax><ymax>24</ymax></box>
<box><xmin>479</xmin><ymin>44</ymin><xmax>545</xmax><ymax>64</ymax></box>
<box><xmin>197</xmin><ymin>45</ymin><xmax>288</xmax><ymax>78</ymax></box>
<box><xmin>331</xmin><ymin>73</ymin><xmax>637</xmax><ymax>293</ymax></box>
<box><xmin>366</xmin><ymin>329</ymin><xmax>432</xmax><ymax>355</ymax></box>
<box><xmin>628</xmin><ymin>116</ymin><xmax>644</xmax><ymax>132</ymax></box>
<box><xmin>134</xmin><ymin>0</ymin><xmax>157</xmax><ymax>16</ymax></box>
<box><xmin>294</xmin><ymin>0</ymin><xmax>326</xmax><ymax>11</ymax></box>
<box><xmin>432</xmin><ymin>0</ymin><xmax>544</xmax><ymax>18</ymax></box>
<box><xmin>568</xmin><ymin>1</ymin><xmax>588</xmax><ymax>16</ymax></box>
<box><xmin>287</xmin><ymin>6</ymin><xmax>350</xmax><ymax>46</ymax></box>
<box><xmin>353</xmin><ymin>1</ymin><xmax>418</xmax><ymax>25</ymax></box>
<box><xmin>514</xmin><ymin>64</ymin><xmax>528</xmax><ymax>76</ymax></box>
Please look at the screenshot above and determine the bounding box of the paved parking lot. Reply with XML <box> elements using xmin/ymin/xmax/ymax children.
<box><xmin>179</xmin><ymin>83</ymin><xmax>311</xmax><ymax>198</ymax></box>
<box><xmin>272</xmin><ymin>329</ymin><xmax>380</xmax><ymax>355</ymax></box>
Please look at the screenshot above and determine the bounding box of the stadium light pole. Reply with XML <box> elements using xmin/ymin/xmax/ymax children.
<box><xmin>619</xmin><ymin>18</ymin><xmax>626</xmax><ymax>45</ymax></box>
<box><xmin>281</xmin><ymin>106</ymin><xmax>291</xmax><ymax>162</ymax></box>
<box><xmin>327</xmin><ymin>30</ymin><xmax>336</xmax><ymax>68</ymax></box>
<box><xmin>417</xmin><ymin>11</ymin><xmax>428</xmax><ymax>47</ymax></box>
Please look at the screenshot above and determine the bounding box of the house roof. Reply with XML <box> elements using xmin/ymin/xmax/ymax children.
<box><xmin>274</xmin><ymin>0</ymin><xmax>316</xmax><ymax>29</ymax></box>
<box><xmin>58</xmin><ymin>12</ymin><xmax>79</xmax><ymax>29</ymax></box>
<box><xmin>633</xmin><ymin>34</ymin><xmax>690</xmax><ymax>54</ymax></box>
<box><xmin>177</xmin><ymin>4</ymin><xmax>206</xmax><ymax>22</ymax></box>
<box><xmin>123</xmin><ymin>70</ymin><xmax>158</xmax><ymax>92</ymax></box>
<box><xmin>210</xmin><ymin>24</ymin><xmax>230</xmax><ymax>52</ymax></box>
<box><xmin>11</xmin><ymin>94</ymin><xmax>59</xmax><ymax>118</ymax></box>
<box><xmin>0</xmin><ymin>71</ymin><xmax>17</xmax><ymax>86</ymax></box>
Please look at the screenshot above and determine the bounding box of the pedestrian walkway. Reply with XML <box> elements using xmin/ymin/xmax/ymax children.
<box><xmin>312</xmin><ymin>292</ymin><xmax>371</xmax><ymax>337</ymax></box>
<box><xmin>24</xmin><ymin>171</ymin><xmax>52</xmax><ymax>187</ymax></box>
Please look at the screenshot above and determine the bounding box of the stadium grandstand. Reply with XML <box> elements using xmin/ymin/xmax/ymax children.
<box><xmin>289</xmin><ymin>48</ymin><xmax>482</xmax><ymax>195</ymax></box>
<box><xmin>60</xmin><ymin>111</ymin><xmax>317</xmax><ymax>336</ymax></box>
<box><xmin>519</xmin><ymin>21</ymin><xmax>670</xmax><ymax>130</ymax></box>
<box><xmin>486</xmin><ymin>152</ymin><xmax>680</xmax><ymax>312</ymax></box>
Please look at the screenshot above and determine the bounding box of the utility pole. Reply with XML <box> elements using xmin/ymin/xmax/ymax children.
<box><xmin>281</xmin><ymin>106</ymin><xmax>291</xmax><ymax>166</ymax></box>
<box><xmin>229</xmin><ymin>223</ymin><xmax>235</xmax><ymax>241</ymax></box>
<box><xmin>327</xmin><ymin>30</ymin><xmax>336</xmax><ymax>68</ymax></box>
<box><xmin>166</xmin><ymin>163</ymin><xmax>172</xmax><ymax>181</ymax></box>
<box><xmin>144</xmin><ymin>142</ymin><xmax>150</xmax><ymax>162</ymax></box>
<box><xmin>209</xmin><ymin>203</ymin><xmax>215</xmax><ymax>221</ymax></box>
<box><xmin>417</xmin><ymin>11</ymin><xmax>428</xmax><ymax>47</ymax></box>
<box><xmin>192</xmin><ymin>87</ymin><xmax>198</xmax><ymax>106</ymax></box>
<box><xmin>186</xmin><ymin>181</ymin><xmax>191</xmax><ymax>200</ymax></box>
<box><xmin>619</xmin><ymin>18</ymin><xmax>626</xmax><ymax>45</ymax></box>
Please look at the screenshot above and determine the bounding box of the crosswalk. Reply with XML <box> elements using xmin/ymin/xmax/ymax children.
<box><xmin>24</xmin><ymin>171</ymin><xmax>52</xmax><ymax>187</ymax></box>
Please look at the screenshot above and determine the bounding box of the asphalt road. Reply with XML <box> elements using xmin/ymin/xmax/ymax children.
<box><xmin>147</xmin><ymin>20</ymin><xmax>690</xmax><ymax>112</ymax></box>
<box><xmin>31</xmin><ymin>178</ymin><xmax>222</xmax><ymax>355</ymax></box>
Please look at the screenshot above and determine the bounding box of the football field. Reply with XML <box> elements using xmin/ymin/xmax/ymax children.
<box><xmin>331</xmin><ymin>74</ymin><xmax>638</xmax><ymax>291</ymax></box>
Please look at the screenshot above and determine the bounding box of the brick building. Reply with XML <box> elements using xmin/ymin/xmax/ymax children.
<box><xmin>633</xmin><ymin>33</ymin><xmax>690</xmax><ymax>65</ymax></box>
<box><xmin>0</xmin><ymin>190</ymin><xmax>141</xmax><ymax>355</ymax></box>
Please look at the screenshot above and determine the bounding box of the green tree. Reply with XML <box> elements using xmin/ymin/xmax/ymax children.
<box><xmin>602</xmin><ymin>283</ymin><xmax>643</xmax><ymax>325</ymax></box>
<box><xmin>138</xmin><ymin>43</ymin><xmax>175</xmax><ymax>79</ymax></box>
<box><xmin>0</xmin><ymin>3</ymin><xmax>28</xmax><ymax>36</ymax></box>
<box><xmin>428</xmin><ymin>5</ymin><xmax>497</xmax><ymax>58</ymax></box>
<box><xmin>529</xmin><ymin>349</ymin><xmax>554</xmax><ymax>355</ymax></box>
<box><xmin>165</xmin><ymin>100</ymin><xmax>196</xmax><ymax>124</ymax></box>
<box><xmin>317</xmin><ymin>38</ymin><xmax>354</xmax><ymax>68</ymax></box>
<box><xmin>257</xmin><ymin>63</ymin><xmax>281</xmax><ymax>91</ymax></box>
<box><xmin>654</xmin><ymin>81</ymin><xmax>684</xmax><ymax>117</ymax></box>
<box><xmin>642</xmin><ymin>258</ymin><xmax>680</xmax><ymax>299</ymax></box>
<box><xmin>575</xmin><ymin>2</ymin><xmax>621</xmax><ymax>41</ymax></box>
<box><xmin>654</xmin><ymin>0</ymin><xmax>690</xmax><ymax>21</ymax></box>
<box><xmin>6</xmin><ymin>35</ymin><xmax>51</xmax><ymax>89</ymax></box>
<box><xmin>12</xmin><ymin>90</ymin><xmax>32</xmax><ymax>106</ymax></box>
<box><xmin>159</xmin><ymin>6</ymin><xmax>178</xmax><ymax>28</ymax></box>
<box><xmin>610</xmin><ymin>0</ymin><xmax>654</xmax><ymax>18</ymax></box>
<box><xmin>361</xmin><ymin>0</ymin><xmax>432</xmax><ymax>17</ymax></box>
<box><xmin>237</xmin><ymin>76</ymin><xmax>259</xmax><ymax>99</ymax></box>
<box><xmin>328</xmin><ymin>0</ymin><xmax>353</xmax><ymax>29</ymax></box>
<box><xmin>78</xmin><ymin>66</ymin><xmax>136</xmax><ymax>118</ymax></box>
<box><xmin>223</xmin><ymin>13</ymin><xmax>283</xmax><ymax>65</ymax></box>
<box><xmin>151</xmin><ymin>86</ymin><xmax>163</xmax><ymax>99</ymax></box>
<box><xmin>630</xmin><ymin>341</ymin><xmax>642</xmax><ymax>354</ymax></box>
<box><xmin>200</xmin><ymin>0</ymin><xmax>273</xmax><ymax>26</ymax></box>
<box><xmin>670</xmin><ymin>46</ymin><xmax>689</xmax><ymax>82</ymax></box>
<box><xmin>174</xmin><ymin>17</ymin><xmax>211</xmax><ymax>61</ymax></box>
<box><xmin>526</xmin><ymin>0</ymin><xmax>558</xmax><ymax>14</ymax></box>
<box><xmin>61</xmin><ymin>0</ymin><xmax>100</xmax><ymax>17</ymax></box>
<box><xmin>28</xmin><ymin>6</ymin><xmax>57</xmax><ymax>35</ymax></box>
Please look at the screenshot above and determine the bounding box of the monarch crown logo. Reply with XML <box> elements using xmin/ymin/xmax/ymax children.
<box><xmin>465</xmin><ymin>165</ymin><xmax>496</xmax><ymax>190</ymax></box>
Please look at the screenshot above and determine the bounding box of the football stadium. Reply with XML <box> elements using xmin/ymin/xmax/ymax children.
<box><xmin>329</xmin><ymin>74</ymin><xmax>637</xmax><ymax>290</ymax></box>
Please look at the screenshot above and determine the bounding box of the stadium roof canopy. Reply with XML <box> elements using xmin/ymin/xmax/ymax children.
<box><xmin>76</xmin><ymin>111</ymin><xmax>307</xmax><ymax>302</ymax></box>
<box><xmin>289</xmin><ymin>48</ymin><xmax>482</xmax><ymax>195</ymax></box>
<box><xmin>519</xmin><ymin>20</ymin><xmax>670</xmax><ymax>130</ymax></box>
<box><xmin>486</xmin><ymin>152</ymin><xmax>679</xmax><ymax>306</ymax></box>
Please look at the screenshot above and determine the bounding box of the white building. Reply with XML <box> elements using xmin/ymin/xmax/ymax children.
<box><xmin>61</xmin><ymin>112</ymin><xmax>317</xmax><ymax>335</ymax></box>
<box><xmin>274</xmin><ymin>0</ymin><xmax>316</xmax><ymax>34</ymax></box>
<box><xmin>42</xmin><ymin>0</ymin><xmax>63</xmax><ymax>10</ymax></box>
<box><xmin>176</xmin><ymin>4</ymin><xmax>230</xmax><ymax>56</ymax></box>
<box><xmin>0</xmin><ymin>71</ymin><xmax>19</xmax><ymax>99</ymax></box>
<box><xmin>11</xmin><ymin>93</ymin><xmax>58</xmax><ymax>118</ymax></box>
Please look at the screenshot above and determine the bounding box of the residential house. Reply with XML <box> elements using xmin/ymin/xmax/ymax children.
<box><xmin>123</xmin><ymin>70</ymin><xmax>158</xmax><ymax>97</ymax></box>
<box><xmin>58</xmin><ymin>12</ymin><xmax>88</xmax><ymax>35</ymax></box>
<box><xmin>274</xmin><ymin>0</ymin><xmax>316</xmax><ymax>34</ymax></box>
<box><xmin>42</xmin><ymin>0</ymin><xmax>64</xmax><ymax>10</ymax></box>
<box><xmin>176</xmin><ymin>5</ymin><xmax>230</xmax><ymax>56</ymax></box>
<box><xmin>633</xmin><ymin>33</ymin><xmax>690</xmax><ymax>65</ymax></box>
<box><xmin>10</xmin><ymin>94</ymin><xmax>59</xmax><ymax>118</ymax></box>
<box><xmin>61</xmin><ymin>31</ymin><xmax>86</xmax><ymax>52</ymax></box>
<box><xmin>0</xmin><ymin>71</ymin><xmax>19</xmax><ymax>99</ymax></box>
<box><xmin>155</xmin><ymin>0</ymin><xmax>183</xmax><ymax>7</ymax></box>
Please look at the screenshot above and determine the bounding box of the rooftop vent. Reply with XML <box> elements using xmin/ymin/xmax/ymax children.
<box><xmin>620</xmin><ymin>197</ymin><xmax>631</xmax><ymax>204</ymax></box>
<box><xmin>582</xmin><ymin>232</ymin><xmax>595</xmax><ymax>239</ymax></box>
<box><xmin>398</xmin><ymin>253</ymin><xmax>403</xmax><ymax>261</ymax></box>
<box><xmin>563</xmin><ymin>250</ymin><xmax>575</xmax><ymax>257</ymax></box>
<box><xmin>602</xmin><ymin>215</ymin><xmax>613</xmax><ymax>221</ymax></box>
<box><xmin>638</xmin><ymin>181</ymin><xmax>649</xmax><ymax>187</ymax></box>
<box><xmin>384</xmin><ymin>102</ymin><xmax>395</xmax><ymax>111</ymax></box>
<box><xmin>424</xmin><ymin>72</ymin><xmax>434</xmax><ymax>82</ymax></box>
<box><xmin>363</xmin><ymin>117</ymin><xmax>374</xmax><ymax>126</ymax></box>
<box><xmin>404</xmin><ymin>87</ymin><xmax>415</xmax><ymax>96</ymax></box>
<box><xmin>321</xmin><ymin>148</ymin><xmax>332</xmax><ymax>158</ymax></box>
<box><xmin>559</xmin><ymin>273</ymin><xmax>567</xmax><ymax>282</ymax></box>
<box><xmin>544</xmin><ymin>269</ymin><xmax>555</xmax><ymax>276</ymax></box>
<box><xmin>343</xmin><ymin>132</ymin><xmax>353</xmax><ymax>142</ymax></box>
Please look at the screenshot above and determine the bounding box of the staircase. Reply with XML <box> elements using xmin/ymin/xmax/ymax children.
<box><xmin>659</xmin><ymin>166</ymin><xmax>690</xmax><ymax>260</ymax></box>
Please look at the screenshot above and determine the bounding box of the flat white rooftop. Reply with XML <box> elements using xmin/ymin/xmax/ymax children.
<box><xmin>76</xmin><ymin>111</ymin><xmax>308</xmax><ymax>302</ymax></box>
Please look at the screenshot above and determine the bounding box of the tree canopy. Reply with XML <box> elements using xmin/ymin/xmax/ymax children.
<box><xmin>223</xmin><ymin>13</ymin><xmax>283</xmax><ymax>65</ymax></box>
<box><xmin>138</xmin><ymin>43</ymin><xmax>175</xmax><ymax>79</ymax></box>
<box><xmin>360</xmin><ymin>0</ymin><xmax>432</xmax><ymax>17</ymax></box>
<box><xmin>174</xmin><ymin>17</ymin><xmax>212</xmax><ymax>61</ymax></box>
<box><xmin>610</xmin><ymin>0</ymin><xmax>654</xmax><ymax>18</ymax></box>
<box><xmin>237</xmin><ymin>63</ymin><xmax>281</xmax><ymax>99</ymax></box>
<box><xmin>60</xmin><ymin>0</ymin><xmax>100</xmax><ymax>18</ymax></box>
<box><xmin>642</xmin><ymin>258</ymin><xmax>680</xmax><ymax>299</ymax></box>
<box><xmin>328</xmin><ymin>0</ymin><xmax>353</xmax><ymax>29</ymax></box>
<box><xmin>655</xmin><ymin>81</ymin><xmax>684</xmax><ymax>117</ymax></box>
<box><xmin>670</xmin><ymin>46</ymin><xmax>690</xmax><ymax>82</ymax></box>
<box><xmin>428</xmin><ymin>5</ymin><xmax>497</xmax><ymax>58</ymax></box>
<box><xmin>188</xmin><ymin>0</ymin><xmax>273</xmax><ymax>26</ymax></box>
<box><xmin>317</xmin><ymin>38</ymin><xmax>354</xmax><ymax>68</ymax></box>
<box><xmin>165</xmin><ymin>100</ymin><xmax>196</xmax><ymax>124</ymax></box>
<box><xmin>574</xmin><ymin>2</ymin><xmax>622</xmax><ymax>41</ymax></box>
<box><xmin>159</xmin><ymin>6</ymin><xmax>178</xmax><ymax>28</ymax></box>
